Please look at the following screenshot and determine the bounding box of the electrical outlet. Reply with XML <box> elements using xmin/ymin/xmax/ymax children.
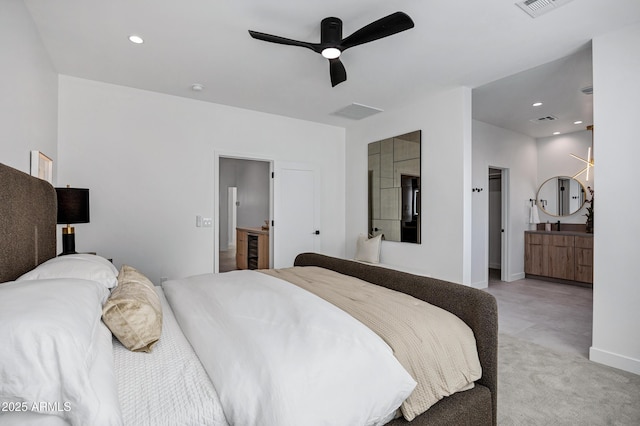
<box><xmin>202</xmin><ymin>217</ymin><xmax>213</xmax><ymax>227</ymax></box>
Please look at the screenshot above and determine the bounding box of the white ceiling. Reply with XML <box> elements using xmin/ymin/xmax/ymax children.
<box><xmin>473</xmin><ymin>44</ymin><xmax>594</xmax><ymax>138</ymax></box>
<box><xmin>24</xmin><ymin>0</ymin><xmax>640</xmax><ymax>131</ymax></box>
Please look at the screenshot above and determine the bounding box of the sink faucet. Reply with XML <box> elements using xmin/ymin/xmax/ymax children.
<box><xmin>557</xmin><ymin>220</ymin><xmax>561</xmax><ymax>231</ymax></box>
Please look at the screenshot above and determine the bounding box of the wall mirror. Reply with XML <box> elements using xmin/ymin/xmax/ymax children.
<box><xmin>368</xmin><ymin>130</ymin><xmax>421</xmax><ymax>243</ymax></box>
<box><xmin>536</xmin><ymin>176</ymin><xmax>586</xmax><ymax>217</ymax></box>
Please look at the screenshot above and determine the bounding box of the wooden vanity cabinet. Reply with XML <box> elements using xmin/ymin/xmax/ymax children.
<box><xmin>547</xmin><ymin>235</ymin><xmax>575</xmax><ymax>281</ymax></box>
<box><xmin>236</xmin><ymin>227</ymin><xmax>269</xmax><ymax>270</ymax></box>
<box><xmin>574</xmin><ymin>235</ymin><xmax>594</xmax><ymax>284</ymax></box>
<box><xmin>524</xmin><ymin>233</ymin><xmax>549</xmax><ymax>277</ymax></box>
<box><xmin>525</xmin><ymin>232</ymin><xmax>593</xmax><ymax>284</ymax></box>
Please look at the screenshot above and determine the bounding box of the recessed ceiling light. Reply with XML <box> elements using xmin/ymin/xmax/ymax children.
<box><xmin>532</xmin><ymin>102</ymin><xmax>543</xmax><ymax>107</ymax></box>
<box><xmin>574</xmin><ymin>120</ymin><xmax>583</xmax><ymax>125</ymax></box>
<box><xmin>553</xmin><ymin>132</ymin><xmax>561</xmax><ymax>135</ymax></box>
<box><xmin>191</xmin><ymin>83</ymin><xmax>204</xmax><ymax>92</ymax></box>
<box><xmin>129</xmin><ymin>35</ymin><xmax>144</xmax><ymax>44</ymax></box>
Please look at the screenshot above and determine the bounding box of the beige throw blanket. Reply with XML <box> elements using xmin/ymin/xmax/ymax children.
<box><xmin>261</xmin><ymin>266</ymin><xmax>482</xmax><ymax>421</ymax></box>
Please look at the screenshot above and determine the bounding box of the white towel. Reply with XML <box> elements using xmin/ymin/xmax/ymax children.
<box><xmin>529</xmin><ymin>204</ymin><xmax>541</xmax><ymax>224</ymax></box>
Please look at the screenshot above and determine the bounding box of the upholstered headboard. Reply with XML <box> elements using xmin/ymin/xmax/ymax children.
<box><xmin>0</xmin><ymin>163</ymin><xmax>57</xmax><ymax>283</ymax></box>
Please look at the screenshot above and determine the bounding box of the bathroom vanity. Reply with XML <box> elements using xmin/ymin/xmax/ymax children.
<box><xmin>236</xmin><ymin>226</ymin><xmax>270</xmax><ymax>270</ymax></box>
<box><xmin>525</xmin><ymin>230</ymin><xmax>593</xmax><ymax>285</ymax></box>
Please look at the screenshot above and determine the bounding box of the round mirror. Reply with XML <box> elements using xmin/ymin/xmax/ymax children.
<box><xmin>536</xmin><ymin>176</ymin><xmax>587</xmax><ymax>217</ymax></box>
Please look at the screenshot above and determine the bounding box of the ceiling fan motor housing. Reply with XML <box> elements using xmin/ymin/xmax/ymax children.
<box><xmin>321</xmin><ymin>17</ymin><xmax>343</xmax><ymax>46</ymax></box>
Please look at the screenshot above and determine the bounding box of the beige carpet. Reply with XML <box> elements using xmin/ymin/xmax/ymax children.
<box><xmin>498</xmin><ymin>333</ymin><xmax>640</xmax><ymax>425</ymax></box>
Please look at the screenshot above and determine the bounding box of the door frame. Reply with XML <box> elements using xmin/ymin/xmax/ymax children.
<box><xmin>499</xmin><ymin>168</ymin><xmax>510</xmax><ymax>282</ymax></box>
<box><xmin>487</xmin><ymin>166</ymin><xmax>510</xmax><ymax>282</ymax></box>
<box><xmin>214</xmin><ymin>151</ymin><xmax>274</xmax><ymax>273</ymax></box>
<box><xmin>227</xmin><ymin>186</ymin><xmax>237</xmax><ymax>247</ymax></box>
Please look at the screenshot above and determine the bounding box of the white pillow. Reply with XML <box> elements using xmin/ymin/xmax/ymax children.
<box><xmin>17</xmin><ymin>254</ymin><xmax>118</xmax><ymax>289</ymax></box>
<box><xmin>0</xmin><ymin>278</ymin><xmax>121</xmax><ymax>425</ymax></box>
<box><xmin>354</xmin><ymin>233</ymin><xmax>382</xmax><ymax>264</ymax></box>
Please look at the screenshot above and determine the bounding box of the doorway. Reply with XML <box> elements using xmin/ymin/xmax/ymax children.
<box><xmin>214</xmin><ymin>155</ymin><xmax>322</xmax><ymax>273</ymax></box>
<box><xmin>218</xmin><ymin>157</ymin><xmax>272</xmax><ymax>272</ymax></box>
<box><xmin>488</xmin><ymin>167</ymin><xmax>509</xmax><ymax>282</ymax></box>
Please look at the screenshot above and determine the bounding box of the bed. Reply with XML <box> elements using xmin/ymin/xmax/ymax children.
<box><xmin>0</xmin><ymin>162</ymin><xmax>497</xmax><ymax>426</ymax></box>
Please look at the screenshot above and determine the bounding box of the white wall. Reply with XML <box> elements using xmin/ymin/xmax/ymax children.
<box><xmin>590</xmin><ymin>22</ymin><xmax>640</xmax><ymax>374</ymax></box>
<box><xmin>536</xmin><ymin>130</ymin><xmax>593</xmax><ymax>224</ymax></box>
<box><xmin>57</xmin><ymin>76</ymin><xmax>346</xmax><ymax>284</ymax></box>
<box><xmin>345</xmin><ymin>87</ymin><xmax>473</xmax><ymax>284</ymax></box>
<box><xmin>471</xmin><ymin>120</ymin><xmax>538</xmax><ymax>287</ymax></box>
<box><xmin>0</xmin><ymin>0</ymin><xmax>57</xmax><ymax>175</ymax></box>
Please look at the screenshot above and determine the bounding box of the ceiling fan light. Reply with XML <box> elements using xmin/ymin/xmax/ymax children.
<box><xmin>322</xmin><ymin>47</ymin><xmax>341</xmax><ymax>59</ymax></box>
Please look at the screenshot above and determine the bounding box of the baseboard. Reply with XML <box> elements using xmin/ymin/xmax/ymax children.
<box><xmin>471</xmin><ymin>280</ymin><xmax>488</xmax><ymax>289</ymax></box>
<box><xmin>590</xmin><ymin>346</ymin><xmax>640</xmax><ymax>375</ymax></box>
<box><xmin>509</xmin><ymin>272</ymin><xmax>525</xmax><ymax>282</ymax></box>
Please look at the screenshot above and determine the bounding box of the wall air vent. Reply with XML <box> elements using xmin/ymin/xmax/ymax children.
<box><xmin>332</xmin><ymin>103</ymin><xmax>383</xmax><ymax>120</ymax></box>
<box><xmin>515</xmin><ymin>0</ymin><xmax>575</xmax><ymax>18</ymax></box>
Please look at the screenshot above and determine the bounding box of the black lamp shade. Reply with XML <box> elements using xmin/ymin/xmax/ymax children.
<box><xmin>56</xmin><ymin>188</ymin><xmax>90</xmax><ymax>224</ymax></box>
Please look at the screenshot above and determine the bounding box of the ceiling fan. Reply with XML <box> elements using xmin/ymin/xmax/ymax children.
<box><xmin>248</xmin><ymin>11</ymin><xmax>415</xmax><ymax>87</ymax></box>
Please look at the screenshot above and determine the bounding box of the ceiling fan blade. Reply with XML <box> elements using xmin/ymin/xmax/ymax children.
<box><xmin>329</xmin><ymin>58</ymin><xmax>347</xmax><ymax>87</ymax></box>
<box><xmin>339</xmin><ymin>11</ymin><xmax>414</xmax><ymax>51</ymax></box>
<box><xmin>248</xmin><ymin>30</ymin><xmax>322</xmax><ymax>54</ymax></box>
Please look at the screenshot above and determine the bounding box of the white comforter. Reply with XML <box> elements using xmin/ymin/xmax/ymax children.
<box><xmin>162</xmin><ymin>270</ymin><xmax>416</xmax><ymax>426</ymax></box>
<box><xmin>113</xmin><ymin>288</ymin><xmax>227</xmax><ymax>426</ymax></box>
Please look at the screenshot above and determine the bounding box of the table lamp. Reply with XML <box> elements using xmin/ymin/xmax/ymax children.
<box><xmin>56</xmin><ymin>186</ymin><xmax>90</xmax><ymax>255</ymax></box>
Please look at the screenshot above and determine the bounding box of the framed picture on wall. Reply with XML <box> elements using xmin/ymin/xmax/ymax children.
<box><xmin>30</xmin><ymin>150</ymin><xmax>53</xmax><ymax>183</ymax></box>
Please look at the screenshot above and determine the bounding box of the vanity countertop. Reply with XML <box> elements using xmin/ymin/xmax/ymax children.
<box><xmin>525</xmin><ymin>230</ymin><xmax>593</xmax><ymax>237</ymax></box>
<box><xmin>237</xmin><ymin>226</ymin><xmax>269</xmax><ymax>235</ymax></box>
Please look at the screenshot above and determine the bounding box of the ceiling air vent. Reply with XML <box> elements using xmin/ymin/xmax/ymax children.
<box><xmin>530</xmin><ymin>115</ymin><xmax>559</xmax><ymax>123</ymax></box>
<box><xmin>515</xmin><ymin>0</ymin><xmax>575</xmax><ymax>18</ymax></box>
<box><xmin>332</xmin><ymin>103</ymin><xmax>383</xmax><ymax>120</ymax></box>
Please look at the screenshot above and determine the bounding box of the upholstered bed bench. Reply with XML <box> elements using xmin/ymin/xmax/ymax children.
<box><xmin>294</xmin><ymin>252</ymin><xmax>498</xmax><ymax>426</ymax></box>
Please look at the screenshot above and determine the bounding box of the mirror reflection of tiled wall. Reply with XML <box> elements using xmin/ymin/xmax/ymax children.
<box><xmin>368</xmin><ymin>130</ymin><xmax>421</xmax><ymax>243</ymax></box>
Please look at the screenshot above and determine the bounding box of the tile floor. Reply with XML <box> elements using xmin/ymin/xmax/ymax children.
<box><xmin>484</xmin><ymin>269</ymin><xmax>593</xmax><ymax>358</ymax></box>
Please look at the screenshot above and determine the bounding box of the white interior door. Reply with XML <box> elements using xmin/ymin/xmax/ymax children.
<box><xmin>273</xmin><ymin>162</ymin><xmax>320</xmax><ymax>268</ymax></box>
